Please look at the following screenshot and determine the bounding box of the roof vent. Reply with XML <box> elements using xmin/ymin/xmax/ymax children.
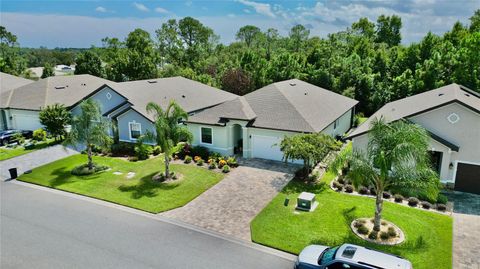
<box><xmin>289</xmin><ymin>83</ymin><xmax>296</xmax><ymax>86</ymax></box>
<box><xmin>182</xmin><ymin>95</ymin><xmax>186</xmax><ymax>98</ymax></box>
<box><xmin>465</xmin><ymin>93</ymin><xmax>470</xmax><ymax>97</ymax></box>
<box><xmin>438</xmin><ymin>93</ymin><xmax>444</xmax><ymax>96</ymax></box>
<box><xmin>81</xmin><ymin>83</ymin><xmax>86</xmax><ymax>86</ymax></box>
<box><xmin>304</xmin><ymin>92</ymin><xmax>308</xmax><ymax>95</ymax></box>
<box><xmin>55</xmin><ymin>86</ymin><xmax>66</xmax><ymax>90</ymax></box>
<box><xmin>148</xmin><ymin>80</ymin><xmax>158</xmax><ymax>84</ymax></box>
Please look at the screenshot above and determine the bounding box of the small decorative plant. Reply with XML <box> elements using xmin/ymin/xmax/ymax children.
<box><xmin>382</xmin><ymin>192</ymin><xmax>392</xmax><ymax>199</ymax></box>
<box><xmin>218</xmin><ymin>159</ymin><xmax>227</xmax><ymax>168</ymax></box>
<box><xmin>387</xmin><ymin>226</ymin><xmax>397</xmax><ymax>237</ymax></box>
<box><xmin>344</xmin><ymin>184</ymin><xmax>354</xmax><ymax>193</ymax></box>
<box><xmin>194</xmin><ymin>156</ymin><xmax>202</xmax><ymax>163</ymax></box>
<box><xmin>436</xmin><ymin>204</ymin><xmax>447</xmax><ymax>211</ymax></box>
<box><xmin>358</xmin><ymin>186</ymin><xmax>369</xmax><ymax>195</ymax></box>
<box><xmin>394</xmin><ymin>194</ymin><xmax>404</xmax><ymax>203</ymax></box>
<box><xmin>421</xmin><ymin>201</ymin><xmax>432</xmax><ymax>209</ymax></box>
<box><xmin>197</xmin><ymin>159</ymin><xmax>204</xmax><ymax>166</ymax></box>
<box><xmin>222</xmin><ymin>165</ymin><xmax>231</xmax><ymax>173</ymax></box>
<box><xmin>184</xmin><ymin>155</ymin><xmax>192</xmax><ymax>164</ymax></box>
<box><xmin>408</xmin><ymin>197</ymin><xmax>420</xmax><ymax>207</ymax></box>
<box><xmin>357</xmin><ymin>225</ymin><xmax>369</xmax><ymax>235</ymax></box>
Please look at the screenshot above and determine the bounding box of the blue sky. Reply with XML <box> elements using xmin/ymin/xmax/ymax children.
<box><xmin>1</xmin><ymin>0</ymin><xmax>479</xmax><ymax>48</ymax></box>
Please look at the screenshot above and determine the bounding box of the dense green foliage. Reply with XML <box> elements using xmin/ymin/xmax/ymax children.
<box><xmin>41</xmin><ymin>62</ymin><xmax>55</xmax><ymax>78</ymax></box>
<box><xmin>39</xmin><ymin>104</ymin><xmax>71</xmax><ymax>141</ymax></box>
<box><xmin>2</xmin><ymin>10</ymin><xmax>479</xmax><ymax>114</ymax></box>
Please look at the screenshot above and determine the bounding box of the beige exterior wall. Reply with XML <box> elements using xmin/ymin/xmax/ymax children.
<box><xmin>352</xmin><ymin>102</ymin><xmax>480</xmax><ymax>183</ymax></box>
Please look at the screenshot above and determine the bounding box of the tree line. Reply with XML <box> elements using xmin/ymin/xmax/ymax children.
<box><xmin>1</xmin><ymin>10</ymin><xmax>479</xmax><ymax>115</ymax></box>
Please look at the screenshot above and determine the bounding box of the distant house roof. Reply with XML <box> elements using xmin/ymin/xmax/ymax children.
<box><xmin>188</xmin><ymin>79</ymin><xmax>358</xmax><ymax>133</ymax></box>
<box><xmin>0</xmin><ymin>72</ymin><xmax>33</xmax><ymax>94</ymax></box>
<box><xmin>116</xmin><ymin>77</ymin><xmax>238</xmax><ymax>121</ymax></box>
<box><xmin>349</xmin><ymin>83</ymin><xmax>480</xmax><ymax>138</ymax></box>
<box><xmin>1</xmin><ymin>74</ymin><xmax>116</xmax><ymax>110</ymax></box>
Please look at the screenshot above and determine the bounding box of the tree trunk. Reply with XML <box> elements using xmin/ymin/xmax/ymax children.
<box><xmin>87</xmin><ymin>144</ymin><xmax>93</xmax><ymax>170</ymax></box>
<box><xmin>373</xmin><ymin>187</ymin><xmax>384</xmax><ymax>231</ymax></box>
<box><xmin>164</xmin><ymin>153</ymin><xmax>170</xmax><ymax>178</ymax></box>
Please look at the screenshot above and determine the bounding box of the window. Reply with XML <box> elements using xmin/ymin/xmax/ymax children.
<box><xmin>129</xmin><ymin>121</ymin><xmax>141</xmax><ymax>139</ymax></box>
<box><xmin>201</xmin><ymin>127</ymin><xmax>212</xmax><ymax>144</ymax></box>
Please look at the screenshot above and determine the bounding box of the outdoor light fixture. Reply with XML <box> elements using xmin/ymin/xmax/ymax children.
<box><xmin>449</xmin><ymin>162</ymin><xmax>454</xmax><ymax>169</ymax></box>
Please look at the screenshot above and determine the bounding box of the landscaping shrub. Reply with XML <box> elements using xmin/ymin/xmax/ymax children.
<box><xmin>358</xmin><ymin>186</ymin><xmax>369</xmax><ymax>195</ymax></box>
<box><xmin>369</xmin><ymin>187</ymin><xmax>376</xmax><ymax>195</ymax></box>
<box><xmin>191</xmin><ymin>146</ymin><xmax>209</xmax><ymax>161</ymax></box>
<box><xmin>436</xmin><ymin>203</ymin><xmax>447</xmax><ymax>211</ymax></box>
<box><xmin>394</xmin><ymin>194</ymin><xmax>404</xmax><ymax>203</ymax></box>
<box><xmin>218</xmin><ymin>159</ymin><xmax>227</xmax><ymax>168</ymax></box>
<box><xmin>421</xmin><ymin>201</ymin><xmax>432</xmax><ymax>209</ymax></box>
<box><xmin>33</xmin><ymin>128</ymin><xmax>47</xmax><ymax>141</ymax></box>
<box><xmin>208</xmin><ymin>159</ymin><xmax>217</xmax><ymax>169</ymax></box>
<box><xmin>177</xmin><ymin>143</ymin><xmax>192</xmax><ymax>160</ymax></box>
<box><xmin>338</xmin><ymin>177</ymin><xmax>345</xmax><ymax>184</ymax></box>
<box><xmin>345</xmin><ymin>184</ymin><xmax>354</xmax><ymax>193</ymax></box>
<box><xmin>194</xmin><ymin>156</ymin><xmax>202</xmax><ymax>163</ymax></box>
<box><xmin>387</xmin><ymin>226</ymin><xmax>397</xmax><ymax>237</ymax></box>
<box><xmin>332</xmin><ymin>181</ymin><xmax>343</xmax><ymax>191</ymax></box>
<box><xmin>368</xmin><ymin>230</ymin><xmax>378</xmax><ymax>240</ymax></box>
<box><xmin>308</xmin><ymin>171</ymin><xmax>320</xmax><ymax>181</ymax></box>
<box><xmin>383</xmin><ymin>192</ymin><xmax>392</xmax><ymax>199</ymax></box>
<box><xmin>197</xmin><ymin>159</ymin><xmax>204</xmax><ymax>166</ymax></box>
<box><xmin>381</xmin><ymin>220</ymin><xmax>387</xmax><ymax>226</ymax></box>
<box><xmin>380</xmin><ymin>231</ymin><xmax>390</xmax><ymax>240</ymax></box>
<box><xmin>357</xmin><ymin>225</ymin><xmax>369</xmax><ymax>235</ymax></box>
<box><xmin>294</xmin><ymin>167</ymin><xmax>310</xmax><ymax>179</ymax></box>
<box><xmin>134</xmin><ymin>141</ymin><xmax>152</xmax><ymax>160</ymax></box>
<box><xmin>128</xmin><ymin>156</ymin><xmax>138</xmax><ymax>162</ymax></box>
<box><xmin>222</xmin><ymin>165</ymin><xmax>231</xmax><ymax>173</ymax></box>
<box><xmin>184</xmin><ymin>155</ymin><xmax>192</xmax><ymax>164</ymax></box>
<box><xmin>152</xmin><ymin>146</ymin><xmax>161</xmax><ymax>156</ymax></box>
<box><xmin>227</xmin><ymin>157</ymin><xmax>238</xmax><ymax>167</ymax></box>
<box><xmin>24</xmin><ymin>143</ymin><xmax>36</xmax><ymax>150</ymax></box>
<box><xmin>13</xmin><ymin>133</ymin><xmax>25</xmax><ymax>145</ymax></box>
<box><xmin>208</xmin><ymin>152</ymin><xmax>222</xmax><ymax>162</ymax></box>
<box><xmin>436</xmin><ymin>194</ymin><xmax>448</xmax><ymax>204</ymax></box>
<box><xmin>111</xmin><ymin>142</ymin><xmax>135</xmax><ymax>156</ymax></box>
<box><xmin>155</xmin><ymin>171</ymin><xmax>177</xmax><ymax>182</ymax></box>
<box><xmin>71</xmin><ymin>163</ymin><xmax>109</xmax><ymax>175</ymax></box>
<box><xmin>408</xmin><ymin>197</ymin><xmax>420</xmax><ymax>207</ymax></box>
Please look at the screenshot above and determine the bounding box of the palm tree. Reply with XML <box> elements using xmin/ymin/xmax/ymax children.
<box><xmin>332</xmin><ymin>118</ymin><xmax>438</xmax><ymax>231</ymax></box>
<box><xmin>64</xmin><ymin>99</ymin><xmax>112</xmax><ymax>170</ymax></box>
<box><xmin>143</xmin><ymin>101</ymin><xmax>192</xmax><ymax>178</ymax></box>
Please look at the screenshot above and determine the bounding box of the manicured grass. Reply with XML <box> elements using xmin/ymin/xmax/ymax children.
<box><xmin>0</xmin><ymin>139</ymin><xmax>58</xmax><ymax>161</ymax></box>
<box><xmin>18</xmin><ymin>154</ymin><xmax>224</xmax><ymax>213</ymax></box>
<box><xmin>251</xmin><ymin>171</ymin><xmax>453</xmax><ymax>269</ymax></box>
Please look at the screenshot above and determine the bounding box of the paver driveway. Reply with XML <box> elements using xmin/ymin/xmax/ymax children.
<box><xmin>161</xmin><ymin>158</ymin><xmax>298</xmax><ymax>241</ymax></box>
<box><xmin>0</xmin><ymin>145</ymin><xmax>77</xmax><ymax>180</ymax></box>
<box><xmin>445</xmin><ymin>191</ymin><xmax>480</xmax><ymax>269</ymax></box>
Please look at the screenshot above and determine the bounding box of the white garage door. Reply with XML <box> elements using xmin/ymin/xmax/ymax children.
<box><xmin>13</xmin><ymin>114</ymin><xmax>42</xmax><ymax>131</ymax></box>
<box><xmin>251</xmin><ymin>135</ymin><xmax>284</xmax><ymax>161</ymax></box>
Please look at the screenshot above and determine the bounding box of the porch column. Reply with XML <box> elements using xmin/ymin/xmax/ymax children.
<box><xmin>242</xmin><ymin>126</ymin><xmax>250</xmax><ymax>158</ymax></box>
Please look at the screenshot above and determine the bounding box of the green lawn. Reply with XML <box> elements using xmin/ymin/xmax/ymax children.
<box><xmin>18</xmin><ymin>154</ymin><xmax>224</xmax><ymax>213</ymax></box>
<box><xmin>251</xmin><ymin>171</ymin><xmax>453</xmax><ymax>269</ymax></box>
<box><xmin>358</xmin><ymin>117</ymin><xmax>368</xmax><ymax>125</ymax></box>
<box><xmin>0</xmin><ymin>139</ymin><xmax>57</xmax><ymax>161</ymax></box>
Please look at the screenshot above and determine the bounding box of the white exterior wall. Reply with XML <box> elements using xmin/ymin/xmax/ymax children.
<box><xmin>322</xmin><ymin>109</ymin><xmax>353</xmax><ymax>137</ymax></box>
<box><xmin>188</xmin><ymin>123</ymin><xmax>233</xmax><ymax>156</ymax></box>
<box><xmin>352</xmin><ymin>103</ymin><xmax>480</xmax><ymax>183</ymax></box>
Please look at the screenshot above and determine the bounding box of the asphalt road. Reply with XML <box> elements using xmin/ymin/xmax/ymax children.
<box><xmin>1</xmin><ymin>182</ymin><xmax>294</xmax><ymax>269</ymax></box>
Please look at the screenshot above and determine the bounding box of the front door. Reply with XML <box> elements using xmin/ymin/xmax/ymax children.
<box><xmin>429</xmin><ymin>151</ymin><xmax>443</xmax><ymax>175</ymax></box>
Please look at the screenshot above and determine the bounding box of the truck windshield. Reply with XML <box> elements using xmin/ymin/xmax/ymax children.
<box><xmin>318</xmin><ymin>247</ymin><xmax>339</xmax><ymax>265</ymax></box>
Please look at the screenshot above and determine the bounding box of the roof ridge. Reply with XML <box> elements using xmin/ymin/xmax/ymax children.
<box><xmin>238</xmin><ymin>96</ymin><xmax>256</xmax><ymax>119</ymax></box>
<box><xmin>275</xmin><ymin>83</ymin><xmax>316</xmax><ymax>132</ymax></box>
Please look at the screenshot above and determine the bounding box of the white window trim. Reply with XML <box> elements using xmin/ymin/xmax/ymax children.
<box><xmin>129</xmin><ymin>120</ymin><xmax>142</xmax><ymax>141</ymax></box>
<box><xmin>200</xmin><ymin>126</ymin><xmax>213</xmax><ymax>145</ymax></box>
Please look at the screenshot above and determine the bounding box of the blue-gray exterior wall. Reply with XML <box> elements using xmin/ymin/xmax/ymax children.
<box><xmin>70</xmin><ymin>86</ymin><xmax>127</xmax><ymax>116</ymax></box>
<box><xmin>117</xmin><ymin>109</ymin><xmax>154</xmax><ymax>143</ymax></box>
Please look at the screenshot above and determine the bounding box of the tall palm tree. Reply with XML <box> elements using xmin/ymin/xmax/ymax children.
<box><xmin>64</xmin><ymin>99</ymin><xmax>112</xmax><ymax>170</ymax></box>
<box><xmin>143</xmin><ymin>101</ymin><xmax>192</xmax><ymax>178</ymax></box>
<box><xmin>332</xmin><ymin>118</ymin><xmax>438</xmax><ymax>231</ymax></box>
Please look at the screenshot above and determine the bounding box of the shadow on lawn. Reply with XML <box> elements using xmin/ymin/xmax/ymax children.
<box><xmin>309</xmin><ymin>205</ymin><xmax>429</xmax><ymax>258</ymax></box>
<box><xmin>48</xmin><ymin>166</ymin><xmax>100</xmax><ymax>188</ymax></box>
<box><xmin>282</xmin><ymin>180</ymin><xmax>328</xmax><ymax>195</ymax></box>
<box><xmin>118</xmin><ymin>172</ymin><xmax>180</xmax><ymax>199</ymax></box>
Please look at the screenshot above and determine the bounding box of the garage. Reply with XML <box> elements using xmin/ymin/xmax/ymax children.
<box><xmin>251</xmin><ymin>135</ymin><xmax>284</xmax><ymax>161</ymax></box>
<box><xmin>11</xmin><ymin>110</ymin><xmax>42</xmax><ymax>131</ymax></box>
<box><xmin>454</xmin><ymin>162</ymin><xmax>480</xmax><ymax>195</ymax></box>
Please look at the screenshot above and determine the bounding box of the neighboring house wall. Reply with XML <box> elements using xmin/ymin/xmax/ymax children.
<box><xmin>116</xmin><ymin>109</ymin><xmax>154</xmax><ymax>143</ymax></box>
<box><xmin>352</xmin><ymin>103</ymin><xmax>480</xmax><ymax>183</ymax></box>
<box><xmin>71</xmin><ymin>86</ymin><xmax>127</xmax><ymax>116</ymax></box>
<box><xmin>321</xmin><ymin>108</ymin><xmax>354</xmax><ymax>137</ymax></box>
<box><xmin>1</xmin><ymin>109</ymin><xmax>42</xmax><ymax>131</ymax></box>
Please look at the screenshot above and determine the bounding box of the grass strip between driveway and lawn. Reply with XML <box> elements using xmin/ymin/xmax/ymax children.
<box><xmin>251</xmin><ymin>171</ymin><xmax>453</xmax><ymax>269</ymax></box>
<box><xmin>0</xmin><ymin>139</ymin><xmax>58</xmax><ymax>161</ymax></box>
<box><xmin>18</xmin><ymin>154</ymin><xmax>224</xmax><ymax>213</ymax></box>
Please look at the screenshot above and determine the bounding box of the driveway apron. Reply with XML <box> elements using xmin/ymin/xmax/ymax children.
<box><xmin>160</xmin><ymin>158</ymin><xmax>297</xmax><ymax>241</ymax></box>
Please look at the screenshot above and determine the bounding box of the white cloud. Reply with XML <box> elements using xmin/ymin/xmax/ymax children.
<box><xmin>95</xmin><ymin>6</ymin><xmax>107</xmax><ymax>13</ymax></box>
<box><xmin>243</xmin><ymin>9</ymin><xmax>251</xmax><ymax>14</ymax></box>
<box><xmin>133</xmin><ymin>2</ymin><xmax>149</xmax><ymax>12</ymax></box>
<box><xmin>154</xmin><ymin>7</ymin><xmax>169</xmax><ymax>14</ymax></box>
<box><xmin>227</xmin><ymin>13</ymin><xmax>236</xmax><ymax>18</ymax></box>
<box><xmin>238</xmin><ymin>0</ymin><xmax>275</xmax><ymax>18</ymax></box>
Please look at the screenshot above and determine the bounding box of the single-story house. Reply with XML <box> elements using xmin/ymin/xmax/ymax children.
<box><xmin>348</xmin><ymin>83</ymin><xmax>480</xmax><ymax>194</ymax></box>
<box><xmin>186</xmin><ymin>79</ymin><xmax>358</xmax><ymax>161</ymax></box>
<box><xmin>0</xmin><ymin>72</ymin><xmax>34</xmax><ymax>130</ymax></box>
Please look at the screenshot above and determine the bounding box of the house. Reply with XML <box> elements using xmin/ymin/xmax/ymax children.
<box><xmin>348</xmin><ymin>83</ymin><xmax>480</xmax><ymax>194</ymax></box>
<box><xmin>0</xmin><ymin>72</ymin><xmax>34</xmax><ymax>130</ymax></box>
<box><xmin>186</xmin><ymin>79</ymin><xmax>358</xmax><ymax>161</ymax></box>
<box><xmin>1</xmin><ymin>74</ymin><xmax>115</xmax><ymax>131</ymax></box>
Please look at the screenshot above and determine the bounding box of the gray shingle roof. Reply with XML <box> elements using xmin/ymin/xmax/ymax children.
<box><xmin>116</xmin><ymin>77</ymin><xmax>238</xmax><ymax>121</ymax></box>
<box><xmin>189</xmin><ymin>79</ymin><xmax>358</xmax><ymax>133</ymax></box>
<box><xmin>349</xmin><ymin>83</ymin><xmax>480</xmax><ymax>138</ymax></box>
<box><xmin>187</xmin><ymin>96</ymin><xmax>256</xmax><ymax>124</ymax></box>
<box><xmin>0</xmin><ymin>72</ymin><xmax>33</xmax><ymax>94</ymax></box>
<box><xmin>1</xmin><ymin>74</ymin><xmax>115</xmax><ymax>110</ymax></box>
